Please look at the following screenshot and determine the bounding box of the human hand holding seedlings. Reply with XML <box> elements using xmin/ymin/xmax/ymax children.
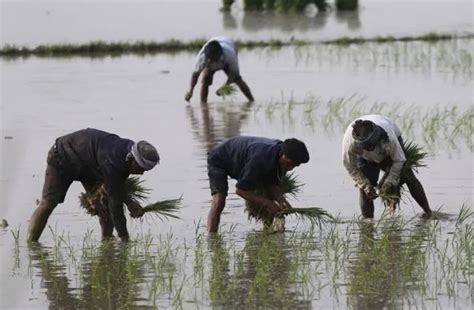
<box><xmin>379</xmin><ymin>182</ymin><xmax>399</xmax><ymax>211</ymax></box>
<box><xmin>361</xmin><ymin>184</ymin><xmax>378</xmax><ymax>200</ymax></box>
<box><xmin>263</xmin><ymin>200</ymin><xmax>286</xmax><ymax>215</ymax></box>
<box><xmin>276</xmin><ymin>197</ymin><xmax>292</xmax><ymax>211</ymax></box>
<box><xmin>215</xmin><ymin>83</ymin><xmax>237</xmax><ymax>97</ymax></box>
<box><xmin>126</xmin><ymin>200</ymin><xmax>145</xmax><ymax>218</ymax></box>
<box><xmin>379</xmin><ymin>182</ymin><xmax>396</xmax><ymax>196</ymax></box>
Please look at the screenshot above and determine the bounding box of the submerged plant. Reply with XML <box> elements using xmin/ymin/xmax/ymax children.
<box><xmin>79</xmin><ymin>176</ymin><xmax>182</xmax><ymax>220</ymax></box>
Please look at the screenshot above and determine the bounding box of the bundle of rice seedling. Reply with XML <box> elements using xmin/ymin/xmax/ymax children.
<box><xmin>245</xmin><ymin>173</ymin><xmax>333</xmax><ymax>227</ymax></box>
<box><xmin>378</xmin><ymin>140</ymin><xmax>428</xmax><ymax>209</ymax></box>
<box><xmin>216</xmin><ymin>84</ymin><xmax>237</xmax><ymax>99</ymax></box>
<box><xmin>279</xmin><ymin>207</ymin><xmax>334</xmax><ymax>226</ymax></box>
<box><xmin>142</xmin><ymin>198</ymin><xmax>182</xmax><ymax>220</ymax></box>
<box><xmin>79</xmin><ymin>176</ymin><xmax>182</xmax><ymax>220</ymax></box>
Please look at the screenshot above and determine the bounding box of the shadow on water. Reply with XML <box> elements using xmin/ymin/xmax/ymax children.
<box><xmin>28</xmin><ymin>240</ymin><xmax>150</xmax><ymax>309</ymax></box>
<box><xmin>186</xmin><ymin>101</ymin><xmax>253</xmax><ymax>154</ymax></box>
<box><xmin>207</xmin><ymin>232</ymin><xmax>312</xmax><ymax>309</ymax></box>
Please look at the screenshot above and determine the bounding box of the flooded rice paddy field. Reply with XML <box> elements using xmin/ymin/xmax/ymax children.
<box><xmin>1</xmin><ymin>1</ymin><xmax>473</xmax><ymax>309</ymax></box>
<box><xmin>1</xmin><ymin>39</ymin><xmax>472</xmax><ymax>309</ymax></box>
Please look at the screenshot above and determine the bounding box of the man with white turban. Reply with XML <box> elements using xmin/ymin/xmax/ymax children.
<box><xmin>342</xmin><ymin>115</ymin><xmax>432</xmax><ymax>218</ymax></box>
<box><xmin>27</xmin><ymin>128</ymin><xmax>160</xmax><ymax>242</ymax></box>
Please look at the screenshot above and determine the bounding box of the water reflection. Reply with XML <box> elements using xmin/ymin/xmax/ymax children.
<box><xmin>347</xmin><ymin>218</ymin><xmax>431</xmax><ymax>309</ymax></box>
<box><xmin>222</xmin><ymin>11</ymin><xmax>238</xmax><ymax>30</ymax></box>
<box><xmin>207</xmin><ymin>232</ymin><xmax>311</xmax><ymax>309</ymax></box>
<box><xmin>28</xmin><ymin>241</ymin><xmax>150</xmax><ymax>309</ymax></box>
<box><xmin>222</xmin><ymin>9</ymin><xmax>362</xmax><ymax>33</ymax></box>
<box><xmin>28</xmin><ymin>243</ymin><xmax>84</xmax><ymax>309</ymax></box>
<box><xmin>80</xmin><ymin>241</ymin><xmax>148</xmax><ymax>309</ymax></box>
<box><xmin>186</xmin><ymin>102</ymin><xmax>252</xmax><ymax>153</ymax></box>
<box><xmin>335</xmin><ymin>10</ymin><xmax>361</xmax><ymax>30</ymax></box>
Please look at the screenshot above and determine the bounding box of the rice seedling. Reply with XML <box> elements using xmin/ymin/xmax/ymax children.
<box><xmin>10</xmin><ymin>226</ymin><xmax>20</xmax><ymax>243</ymax></box>
<box><xmin>215</xmin><ymin>84</ymin><xmax>237</xmax><ymax>99</ymax></box>
<box><xmin>378</xmin><ymin>140</ymin><xmax>428</xmax><ymax>209</ymax></box>
<box><xmin>244</xmin><ymin>173</ymin><xmax>333</xmax><ymax>228</ymax></box>
<box><xmin>455</xmin><ymin>204</ymin><xmax>473</xmax><ymax>226</ymax></box>
<box><xmin>280</xmin><ymin>207</ymin><xmax>335</xmax><ymax>226</ymax></box>
<box><xmin>79</xmin><ymin>176</ymin><xmax>182</xmax><ymax>221</ymax></box>
<box><xmin>17</xmin><ymin>206</ymin><xmax>474</xmax><ymax>309</ymax></box>
<box><xmin>252</xmin><ymin>93</ymin><xmax>473</xmax><ymax>152</ymax></box>
<box><xmin>323</xmin><ymin>32</ymin><xmax>474</xmax><ymax>46</ymax></box>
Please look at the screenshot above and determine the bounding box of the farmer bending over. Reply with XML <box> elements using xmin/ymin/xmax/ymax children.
<box><xmin>342</xmin><ymin>115</ymin><xmax>432</xmax><ymax>218</ymax></box>
<box><xmin>207</xmin><ymin>136</ymin><xmax>310</xmax><ymax>233</ymax></box>
<box><xmin>185</xmin><ymin>36</ymin><xmax>254</xmax><ymax>104</ymax></box>
<box><xmin>27</xmin><ymin>128</ymin><xmax>160</xmax><ymax>242</ymax></box>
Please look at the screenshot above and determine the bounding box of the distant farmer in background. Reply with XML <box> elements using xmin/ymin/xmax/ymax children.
<box><xmin>185</xmin><ymin>36</ymin><xmax>254</xmax><ymax>104</ymax></box>
<box><xmin>342</xmin><ymin>115</ymin><xmax>432</xmax><ymax>218</ymax></box>
<box><xmin>207</xmin><ymin>136</ymin><xmax>310</xmax><ymax>233</ymax></box>
<box><xmin>27</xmin><ymin>128</ymin><xmax>160</xmax><ymax>242</ymax></box>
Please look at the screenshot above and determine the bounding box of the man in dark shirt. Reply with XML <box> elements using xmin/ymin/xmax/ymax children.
<box><xmin>27</xmin><ymin>128</ymin><xmax>160</xmax><ymax>242</ymax></box>
<box><xmin>207</xmin><ymin>136</ymin><xmax>310</xmax><ymax>233</ymax></box>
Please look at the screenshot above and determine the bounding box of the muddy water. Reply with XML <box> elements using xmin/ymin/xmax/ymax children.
<box><xmin>1</xmin><ymin>1</ymin><xmax>473</xmax><ymax>308</ymax></box>
<box><xmin>1</xmin><ymin>0</ymin><xmax>472</xmax><ymax>46</ymax></box>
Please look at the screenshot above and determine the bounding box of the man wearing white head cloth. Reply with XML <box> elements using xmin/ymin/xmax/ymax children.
<box><xmin>27</xmin><ymin>128</ymin><xmax>160</xmax><ymax>242</ymax></box>
<box><xmin>342</xmin><ymin>115</ymin><xmax>432</xmax><ymax>218</ymax></box>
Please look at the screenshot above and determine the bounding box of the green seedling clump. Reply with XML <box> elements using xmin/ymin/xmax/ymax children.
<box><xmin>245</xmin><ymin>173</ymin><xmax>333</xmax><ymax>228</ymax></box>
<box><xmin>79</xmin><ymin>176</ymin><xmax>181</xmax><ymax>220</ymax></box>
<box><xmin>378</xmin><ymin>141</ymin><xmax>428</xmax><ymax>209</ymax></box>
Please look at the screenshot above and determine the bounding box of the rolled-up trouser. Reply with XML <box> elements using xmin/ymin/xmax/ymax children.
<box><xmin>41</xmin><ymin>145</ymin><xmax>99</xmax><ymax>204</ymax></box>
<box><xmin>41</xmin><ymin>145</ymin><xmax>74</xmax><ymax>204</ymax></box>
<box><xmin>207</xmin><ymin>160</ymin><xmax>229</xmax><ymax>196</ymax></box>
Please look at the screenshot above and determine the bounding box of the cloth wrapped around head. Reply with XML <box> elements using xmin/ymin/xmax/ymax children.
<box><xmin>352</xmin><ymin>120</ymin><xmax>382</xmax><ymax>148</ymax></box>
<box><xmin>129</xmin><ymin>141</ymin><xmax>160</xmax><ymax>170</ymax></box>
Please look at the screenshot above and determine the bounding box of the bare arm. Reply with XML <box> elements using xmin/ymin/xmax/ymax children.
<box><xmin>185</xmin><ymin>71</ymin><xmax>200</xmax><ymax>101</ymax></box>
<box><xmin>235</xmin><ymin>79</ymin><xmax>254</xmax><ymax>102</ymax></box>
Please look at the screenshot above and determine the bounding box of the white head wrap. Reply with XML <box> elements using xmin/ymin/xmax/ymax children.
<box><xmin>129</xmin><ymin>141</ymin><xmax>159</xmax><ymax>170</ymax></box>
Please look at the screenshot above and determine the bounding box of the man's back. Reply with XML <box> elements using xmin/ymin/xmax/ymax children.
<box><xmin>208</xmin><ymin>136</ymin><xmax>281</xmax><ymax>188</ymax></box>
<box><xmin>55</xmin><ymin>128</ymin><xmax>133</xmax><ymax>179</ymax></box>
